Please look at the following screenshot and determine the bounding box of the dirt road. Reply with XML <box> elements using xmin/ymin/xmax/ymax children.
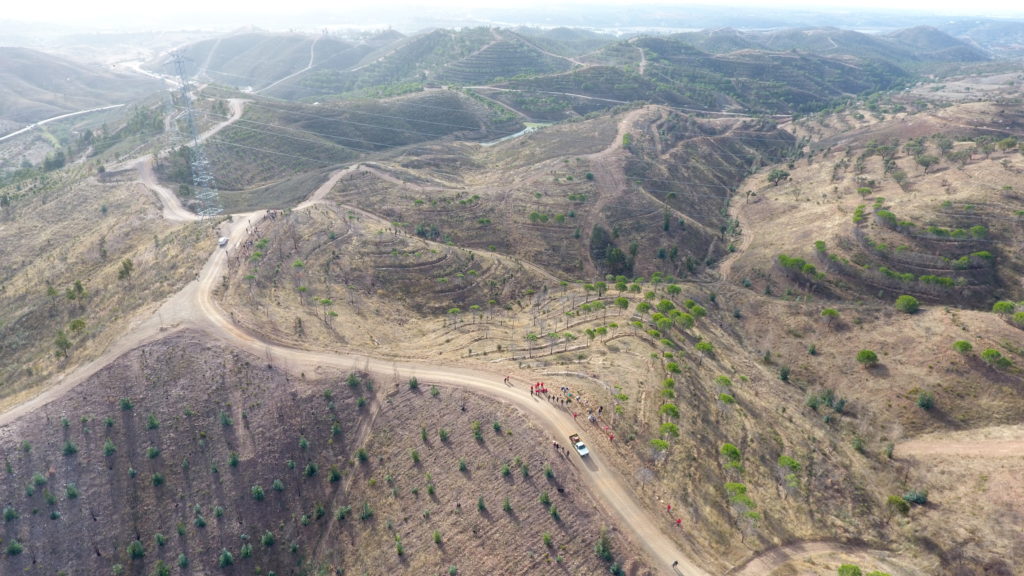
<box><xmin>0</xmin><ymin>100</ymin><xmax>975</xmax><ymax>575</ymax></box>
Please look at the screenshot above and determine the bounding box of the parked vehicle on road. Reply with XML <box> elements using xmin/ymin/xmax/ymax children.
<box><xmin>569</xmin><ymin>433</ymin><xmax>589</xmax><ymax>456</ymax></box>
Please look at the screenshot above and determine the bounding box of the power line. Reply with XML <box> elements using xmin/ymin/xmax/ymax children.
<box><xmin>173</xmin><ymin>52</ymin><xmax>222</xmax><ymax>219</ymax></box>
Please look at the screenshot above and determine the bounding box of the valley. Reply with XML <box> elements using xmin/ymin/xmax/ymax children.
<box><xmin>0</xmin><ymin>16</ymin><xmax>1022</xmax><ymax>576</ymax></box>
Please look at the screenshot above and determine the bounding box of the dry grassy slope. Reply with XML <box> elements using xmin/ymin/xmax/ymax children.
<box><xmin>0</xmin><ymin>330</ymin><xmax>651</xmax><ymax>576</ymax></box>
<box><xmin>207</xmin><ymin>103</ymin><xmax>985</xmax><ymax>572</ymax></box>
<box><xmin>714</xmin><ymin>93</ymin><xmax>1024</xmax><ymax>572</ymax></box>
<box><xmin>323</xmin><ymin>385</ymin><xmax>652</xmax><ymax>575</ymax></box>
<box><xmin>217</xmin><ymin>203</ymin><xmax>553</xmax><ymax>356</ymax></box>
<box><xmin>216</xmin><ymin>204</ymin><xmax>928</xmax><ymax>573</ymax></box>
<box><xmin>0</xmin><ymin>167</ymin><xmax>211</xmax><ymax>408</ymax></box>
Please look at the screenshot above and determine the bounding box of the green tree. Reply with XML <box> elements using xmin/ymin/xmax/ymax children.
<box><xmin>915</xmin><ymin>154</ymin><xmax>940</xmax><ymax>173</ymax></box>
<box><xmin>68</xmin><ymin>318</ymin><xmax>86</xmax><ymax>335</ymax></box>
<box><xmin>952</xmin><ymin>340</ymin><xmax>972</xmax><ymax>354</ymax></box>
<box><xmin>695</xmin><ymin>339</ymin><xmax>713</xmax><ymax>365</ymax></box>
<box><xmin>767</xmin><ymin>168</ymin><xmax>790</xmax><ymax>186</ymax></box>
<box><xmin>118</xmin><ymin>258</ymin><xmax>134</xmax><ymax>284</ymax></box>
<box><xmin>54</xmin><ymin>330</ymin><xmax>72</xmax><ymax>359</ymax></box>
<box><xmin>992</xmin><ymin>300</ymin><xmax>1016</xmax><ymax>316</ymax></box>
<box><xmin>894</xmin><ymin>295</ymin><xmax>919</xmax><ymax>314</ymax></box>
<box><xmin>821</xmin><ymin>308</ymin><xmax>839</xmax><ymax>329</ymax></box>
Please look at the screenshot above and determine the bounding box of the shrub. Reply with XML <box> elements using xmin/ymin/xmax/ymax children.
<box><xmin>439</xmin><ymin>428</ymin><xmax>449</xmax><ymax>442</ymax></box>
<box><xmin>838</xmin><ymin>565</ymin><xmax>863</xmax><ymax>576</ymax></box>
<box><xmin>335</xmin><ymin>505</ymin><xmax>352</xmax><ymax>520</ymax></box>
<box><xmin>151</xmin><ymin>473</ymin><xmax>164</xmax><ymax>487</ymax></box>
<box><xmin>916</xmin><ymin>391</ymin><xmax>935</xmax><ymax>410</ymax></box>
<box><xmin>903</xmin><ymin>489</ymin><xmax>928</xmax><ymax>505</ymax></box>
<box><xmin>952</xmin><ymin>340</ymin><xmax>972</xmax><ymax>353</ymax></box>
<box><xmin>251</xmin><ymin>485</ymin><xmax>265</xmax><ymax>500</ymax></box>
<box><xmin>360</xmin><ymin>502</ymin><xmax>373</xmax><ymax>520</ymax></box>
<box><xmin>411</xmin><ymin>450</ymin><xmax>420</xmax><ymax>464</ymax></box>
<box><xmin>272</xmin><ymin>479</ymin><xmax>284</xmax><ymax>491</ymax></box>
<box><xmin>328</xmin><ymin>466</ymin><xmax>341</xmax><ymax>483</ymax></box>
<box><xmin>981</xmin><ymin>348</ymin><xmax>1012</xmax><ymax>368</ymax></box>
<box><xmin>6</xmin><ymin>539</ymin><xmax>23</xmax><ymax>556</ymax></box>
<box><xmin>3</xmin><ymin>506</ymin><xmax>18</xmax><ymax>522</ymax></box>
<box><xmin>146</xmin><ymin>446</ymin><xmax>160</xmax><ymax>459</ymax></box>
<box><xmin>177</xmin><ymin>555</ymin><xmax>188</xmax><ymax>568</ymax></box>
<box><xmin>127</xmin><ymin>540</ymin><xmax>145</xmax><ymax>559</ymax></box>
<box><xmin>543</xmin><ymin>532</ymin><xmax>553</xmax><ymax>546</ymax></box>
<box><xmin>150</xmin><ymin>561</ymin><xmax>170</xmax><ymax>576</ymax></box>
<box><xmin>103</xmin><ymin>439</ymin><xmax>117</xmax><ymax>456</ymax></box>
<box><xmin>458</xmin><ymin>458</ymin><xmax>467</xmax><ymax>472</ymax></box>
<box><xmin>63</xmin><ymin>440</ymin><xmax>78</xmax><ymax>456</ymax></box>
<box><xmin>218</xmin><ymin>549</ymin><xmax>234</xmax><ymax>567</ymax></box>
<box><xmin>477</xmin><ymin>497</ymin><xmax>486</xmax><ymax>512</ymax></box>
<box><xmin>65</xmin><ymin>483</ymin><xmax>79</xmax><ymax>499</ymax></box>
<box><xmin>719</xmin><ymin>393</ymin><xmax>736</xmax><ymax>404</ymax></box>
<box><xmin>595</xmin><ymin>528</ymin><xmax>614</xmax><ymax>562</ymax></box>
<box><xmin>856</xmin><ymin>349</ymin><xmax>879</xmax><ymax>367</ymax></box>
<box><xmin>778</xmin><ymin>455</ymin><xmax>801</xmax><ymax>473</ymax></box>
<box><xmin>119</xmin><ymin>397</ymin><xmax>133</xmax><ymax>411</ymax></box>
<box><xmin>779</xmin><ymin>366</ymin><xmax>790</xmax><ymax>382</ymax></box>
<box><xmin>304</xmin><ymin>462</ymin><xmax>318</xmax><ymax>477</ymax></box>
<box><xmin>502</xmin><ymin>497</ymin><xmax>512</xmax><ymax>512</ymax></box>
<box><xmin>720</xmin><ymin>444</ymin><xmax>742</xmax><ymax>467</ymax></box>
<box><xmin>540</xmin><ymin>491</ymin><xmax>551</xmax><ymax>506</ymax></box>
<box><xmin>146</xmin><ymin>414</ymin><xmax>159</xmax><ymax>430</ymax></box>
<box><xmin>894</xmin><ymin>295</ymin><xmax>919</xmax><ymax>314</ymax></box>
<box><xmin>887</xmin><ymin>495</ymin><xmax>910</xmax><ymax>515</ymax></box>
<box><xmin>408</xmin><ymin>376</ymin><xmax>419</xmax><ymax>390</ymax></box>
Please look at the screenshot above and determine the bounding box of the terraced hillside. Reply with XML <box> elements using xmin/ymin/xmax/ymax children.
<box><xmin>730</xmin><ymin>99</ymin><xmax>1024</xmax><ymax>309</ymax></box>
<box><xmin>159</xmin><ymin>89</ymin><xmax>519</xmax><ymax>194</ymax></box>
<box><xmin>5</xmin><ymin>23</ymin><xmax>1024</xmax><ymax>576</ymax></box>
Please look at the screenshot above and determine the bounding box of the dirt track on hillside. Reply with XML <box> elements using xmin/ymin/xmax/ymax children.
<box><xmin>2</xmin><ymin>100</ymin><xmax>995</xmax><ymax>575</ymax></box>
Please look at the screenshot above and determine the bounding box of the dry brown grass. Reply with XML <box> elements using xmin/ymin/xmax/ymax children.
<box><xmin>0</xmin><ymin>167</ymin><xmax>212</xmax><ymax>407</ymax></box>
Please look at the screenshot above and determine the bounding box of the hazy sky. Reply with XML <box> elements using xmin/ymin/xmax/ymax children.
<box><xmin>4</xmin><ymin>0</ymin><xmax>1021</xmax><ymax>29</ymax></box>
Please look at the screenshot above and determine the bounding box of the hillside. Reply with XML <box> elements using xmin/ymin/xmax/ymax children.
<box><xmin>2</xmin><ymin>25</ymin><xmax>1024</xmax><ymax>576</ymax></box>
<box><xmin>0</xmin><ymin>329</ymin><xmax>655</xmax><ymax>575</ymax></box>
<box><xmin>0</xmin><ymin>47</ymin><xmax>161</xmax><ymax>131</ymax></box>
<box><xmin>674</xmin><ymin>26</ymin><xmax>990</xmax><ymax>64</ymax></box>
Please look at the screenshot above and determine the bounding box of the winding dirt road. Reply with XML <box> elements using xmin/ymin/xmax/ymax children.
<box><xmin>4</xmin><ymin>97</ymin><xmax>993</xmax><ymax>575</ymax></box>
